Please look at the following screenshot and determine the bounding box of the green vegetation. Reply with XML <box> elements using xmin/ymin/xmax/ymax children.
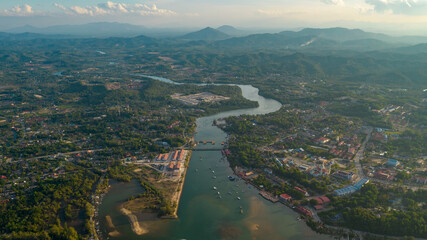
<box><xmin>319</xmin><ymin>184</ymin><xmax>427</xmax><ymax>238</ymax></box>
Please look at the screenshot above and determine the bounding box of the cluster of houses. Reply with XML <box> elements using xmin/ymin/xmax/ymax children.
<box><xmin>154</xmin><ymin>149</ymin><xmax>188</xmax><ymax>177</ymax></box>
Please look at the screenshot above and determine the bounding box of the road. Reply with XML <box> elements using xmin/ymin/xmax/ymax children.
<box><xmin>354</xmin><ymin>127</ymin><xmax>373</xmax><ymax>178</ymax></box>
<box><xmin>20</xmin><ymin>149</ymin><xmax>105</xmax><ymax>162</ymax></box>
<box><xmin>352</xmin><ymin>127</ymin><xmax>426</xmax><ymax>190</ymax></box>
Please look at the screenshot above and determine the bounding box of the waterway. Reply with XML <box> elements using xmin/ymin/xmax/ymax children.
<box><xmin>98</xmin><ymin>76</ymin><xmax>331</xmax><ymax>240</ymax></box>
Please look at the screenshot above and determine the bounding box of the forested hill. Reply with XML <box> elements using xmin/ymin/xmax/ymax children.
<box><xmin>1</xmin><ymin>27</ymin><xmax>427</xmax><ymax>88</ymax></box>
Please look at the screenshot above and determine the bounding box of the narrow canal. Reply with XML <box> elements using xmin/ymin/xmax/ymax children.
<box><xmin>98</xmin><ymin>76</ymin><xmax>331</xmax><ymax>240</ymax></box>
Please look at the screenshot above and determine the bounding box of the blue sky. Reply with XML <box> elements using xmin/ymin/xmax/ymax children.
<box><xmin>1</xmin><ymin>0</ymin><xmax>427</xmax><ymax>35</ymax></box>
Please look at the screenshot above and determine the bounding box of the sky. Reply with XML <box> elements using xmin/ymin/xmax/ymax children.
<box><xmin>1</xmin><ymin>0</ymin><xmax>427</xmax><ymax>35</ymax></box>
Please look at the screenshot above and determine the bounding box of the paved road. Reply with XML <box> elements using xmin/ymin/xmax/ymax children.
<box><xmin>354</xmin><ymin>127</ymin><xmax>373</xmax><ymax>178</ymax></box>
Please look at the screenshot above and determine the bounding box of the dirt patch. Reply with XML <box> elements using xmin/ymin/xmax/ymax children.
<box><xmin>105</xmin><ymin>215</ymin><xmax>120</xmax><ymax>237</ymax></box>
<box><xmin>120</xmin><ymin>207</ymin><xmax>149</xmax><ymax>235</ymax></box>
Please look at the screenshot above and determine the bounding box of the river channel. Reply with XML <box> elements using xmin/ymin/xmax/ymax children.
<box><xmin>98</xmin><ymin>76</ymin><xmax>331</xmax><ymax>240</ymax></box>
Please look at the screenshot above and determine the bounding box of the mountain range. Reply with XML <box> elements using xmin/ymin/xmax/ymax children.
<box><xmin>3</xmin><ymin>23</ymin><xmax>427</xmax><ymax>53</ymax></box>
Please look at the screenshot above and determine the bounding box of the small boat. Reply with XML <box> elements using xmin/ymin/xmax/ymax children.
<box><xmin>217</xmin><ymin>192</ymin><xmax>220</xmax><ymax>195</ymax></box>
<box><xmin>212</xmin><ymin>170</ymin><xmax>215</xmax><ymax>174</ymax></box>
<box><xmin>213</xmin><ymin>186</ymin><xmax>217</xmax><ymax>190</ymax></box>
<box><xmin>218</xmin><ymin>195</ymin><xmax>222</xmax><ymax>199</ymax></box>
<box><xmin>237</xmin><ymin>197</ymin><xmax>241</xmax><ymax>200</ymax></box>
<box><xmin>228</xmin><ymin>175</ymin><xmax>235</xmax><ymax>181</ymax></box>
<box><xmin>212</xmin><ymin>176</ymin><xmax>216</xmax><ymax>179</ymax></box>
<box><xmin>240</xmin><ymin>209</ymin><xmax>244</xmax><ymax>214</ymax></box>
<box><xmin>228</xmin><ymin>192</ymin><xmax>232</xmax><ymax>195</ymax></box>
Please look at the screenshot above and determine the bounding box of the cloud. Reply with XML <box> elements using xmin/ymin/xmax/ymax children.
<box><xmin>1</xmin><ymin>4</ymin><xmax>34</xmax><ymax>16</ymax></box>
<box><xmin>365</xmin><ymin>0</ymin><xmax>427</xmax><ymax>15</ymax></box>
<box><xmin>53</xmin><ymin>1</ymin><xmax>176</xmax><ymax>16</ymax></box>
<box><xmin>53</xmin><ymin>3</ymin><xmax>66</xmax><ymax>11</ymax></box>
<box><xmin>321</xmin><ymin>0</ymin><xmax>345</xmax><ymax>5</ymax></box>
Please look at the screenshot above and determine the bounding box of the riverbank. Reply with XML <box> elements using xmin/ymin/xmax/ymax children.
<box><xmin>97</xmin><ymin>75</ymin><xmax>331</xmax><ymax>240</ymax></box>
<box><xmin>167</xmin><ymin>150</ymin><xmax>192</xmax><ymax>218</ymax></box>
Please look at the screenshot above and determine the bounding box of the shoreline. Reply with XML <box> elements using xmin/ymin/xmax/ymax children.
<box><xmin>166</xmin><ymin>149</ymin><xmax>192</xmax><ymax>219</ymax></box>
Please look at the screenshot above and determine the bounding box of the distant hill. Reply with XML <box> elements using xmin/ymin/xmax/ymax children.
<box><xmin>216</xmin><ymin>25</ymin><xmax>244</xmax><ymax>36</ymax></box>
<box><xmin>211</xmin><ymin>27</ymin><xmax>414</xmax><ymax>51</ymax></box>
<box><xmin>0</xmin><ymin>32</ymin><xmax>73</xmax><ymax>40</ymax></box>
<box><xmin>180</xmin><ymin>27</ymin><xmax>230</xmax><ymax>41</ymax></box>
<box><xmin>390</xmin><ymin>43</ymin><xmax>427</xmax><ymax>54</ymax></box>
<box><xmin>212</xmin><ymin>32</ymin><xmax>337</xmax><ymax>50</ymax></box>
<box><xmin>284</xmin><ymin>27</ymin><xmax>389</xmax><ymax>42</ymax></box>
<box><xmin>6</xmin><ymin>22</ymin><xmax>148</xmax><ymax>37</ymax></box>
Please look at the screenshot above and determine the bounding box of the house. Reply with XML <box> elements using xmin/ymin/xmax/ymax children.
<box><xmin>295</xmin><ymin>206</ymin><xmax>312</xmax><ymax>216</ymax></box>
<box><xmin>313</xmin><ymin>196</ymin><xmax>330</xmax><ymax>205</ymax></box>
<box><xmin>316</xmin><ymin>137</ymin><xmax>330</xmax><ymax>144</ymax></box>
<box><xmin>294</xmin><ymin>186</ymin><xmax>309</xmax><ymax>196</ymax></box>
<box><xmin>279</xmin><ymin>193</ymin><xmax>292</xmax><ymax>202</ymax></box>
<box><xmin>375</xmin><ymin>170</ymin><xmax>394</xmax><ymax>181</ymax></box>
<box><xmin>414</xmin><ymin>176</ymin><xmax>427</xmax><ymax>185</ymax></box>
<box><xmin>386</xmin><ymin>159</ymin><xmax>400</xmax><ymax>168</ymax></box>
<box><xmin>314</xmin><ymin>205</ymin><xmax>323</xmax><ymax>210</ymax></box>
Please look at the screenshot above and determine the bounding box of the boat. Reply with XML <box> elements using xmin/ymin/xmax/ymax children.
<box><xmin>213</xmin><ymin>186</ymin><xmax>217</xmax><ymax>190</ymax></box>
<box><xmin>212</xmin><ymin>170</ymin><xmax>215</xmax><ymax>174</ymax></box>
<box><xmin>212</xmin><ymin>176</ymin><xmax>216</xmax><ymax>179</ymax></box>
<box><xmin>228</xmin><ymin>175</ymin><xmax>235</xmax><ymax>181</ymax></box>
<box><xmin>237</xmin><ymin>197</ymin><xmax>241</xmax><ymax>200</ymax></box>
<box><xmin>240</xmin><ymin>209</ymin><xmax>243</xmax><ymax>214</ymax></box>
<box><xmin>217</xmin><ymin>192</ymin><xmax>220</xmax><ymax>195</ymax></box>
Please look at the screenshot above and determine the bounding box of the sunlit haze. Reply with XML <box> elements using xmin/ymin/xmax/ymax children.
<box><xmin>2</xmin><ymin>0</ymin><xmax>427</xmax><ymax>35</ymax></box>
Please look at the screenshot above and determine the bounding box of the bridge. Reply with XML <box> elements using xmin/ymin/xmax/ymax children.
<box><xmin>193</xmin><ymin>148</ymin><xmax>224</xmax><ymax>151</ymax></box>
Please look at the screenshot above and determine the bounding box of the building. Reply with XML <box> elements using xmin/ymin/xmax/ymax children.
<box><xmin>334</xmin><ymin>171</ymin><xmax>355</xmax><ymax>180</ymax></box>
<box><xmin>334</xmin><ymin>178</ymin><xmax>369</xmax><ymax>196</ymax></box>
<box><xmin>294</xmin><ymin>186</ymin><xmax>309</xmax><ymax>196</ymax></box>
<box><xmin>316</xmin><ymin>137</ymin><xmax>330</xmax><ymax>144</ymax></box>
<box><xmin>353</xmin><ymin>178</ymin><xmax>369</xmax><ymax>189</ymax></box>
<box><xmin>386</xmin><ymin>159</ymin><xmax>400</xmax><ymax>168</ymax></box>
<box><xmin>314</xmin><ymin>205</ymin><xmax>323</xmax><ymax>210</ymax></box>
<box><xmin>295</xmin><ymin>206</ymin><xmax>312</xmax><ymax>216</ymax></box>
<box><xmin>313</xmin><ymin>196</ymin><xmax>330</xmax><ymax>205</ymax></box>
<box><xmin>375</xmin><ymin>170</ymin><xmax>394</xmax><ymax>181</ymax></box>
<box><xmin>298</xmin><ymin>164</ymin><xmax>311</xmax><ymax>172</ymax></box>
<box><xmin>334</xmin><ymin>186</ymin><xmax>357</xmax><ymax>196</ymax></box>
<box><xmin>279</xmin><ymin>193</ymin><xmax>292</xmax><ymax>202</ymax></box>
<box><xmin>414</xmin><ymin>176</ymin><xmax>427</xmax><ymax>185</ymax></box>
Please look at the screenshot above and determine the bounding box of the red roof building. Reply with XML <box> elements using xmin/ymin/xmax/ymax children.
<box><xmin>295</xmin><ymin>206</ymin><xmax>312</xmax><ymax>216</ymax></box>
<box><xmin>279</xmin><ymin>193</ymin><xmax>292</xmax><ymax>202</ymax></box>
<box><xmin>314</xmin><ymin>205</ymin><xmax>323</xmax><ymax>210</ymax></box>
<box><xmin>294</xmin><ymin>186</ymin><xmax>309</xmax><ymax>196</ymax></box>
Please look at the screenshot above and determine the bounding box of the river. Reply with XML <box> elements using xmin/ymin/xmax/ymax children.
<box><xmin>98</xmin><ymin>76</ymin><xmax>331</xmax><ymax>240</ymax></box>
